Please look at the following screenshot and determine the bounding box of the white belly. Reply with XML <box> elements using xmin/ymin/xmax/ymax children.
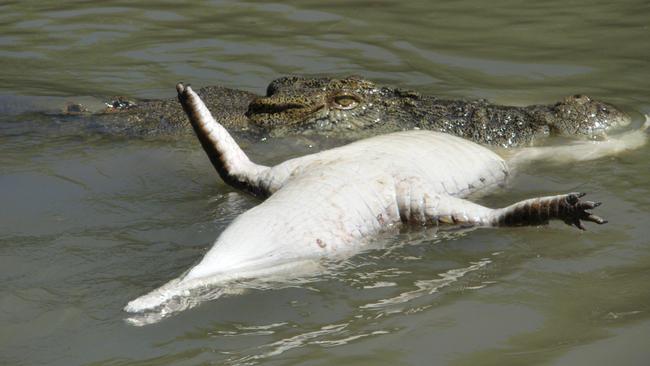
<box><xmin>125</xmin><ymin>130</ymin><xmax>508</xmax><ymax>313</ymax></box>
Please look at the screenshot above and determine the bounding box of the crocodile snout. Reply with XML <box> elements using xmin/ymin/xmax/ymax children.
<box><xmin>246</xmin><ymin>96</ymin><xmax>325</xmax><ymax>127</ymax></box>
<box><xmin>550</xmin><ymin>95</ymin><xmax>631</xmax><ymax>137</ymax></box>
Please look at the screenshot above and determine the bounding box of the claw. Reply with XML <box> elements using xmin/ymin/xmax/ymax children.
<box><xmin>578</xmin><ymin>200</ymin><xmax>600</xmax><ymax>210</ymax></box>
<box><xmin>176</xmin><ymin>82</ymin><xmax>185</xmax><ymax>94</ymax></box>
<box><xmin>586</xmin><ymin>214</ymin><xmax>607</xmax><ymax>224</ymax></box>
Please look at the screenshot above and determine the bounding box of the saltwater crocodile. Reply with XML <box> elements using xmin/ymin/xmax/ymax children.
<box><xmin>89</xmin><ymin>75</ymin><xmax>629</xmax><ymax>147</ymax></box>
<box><xmin>125</xmin><ymin>83</ymin><xmax>612</xmax><ymax>319</ymax></box>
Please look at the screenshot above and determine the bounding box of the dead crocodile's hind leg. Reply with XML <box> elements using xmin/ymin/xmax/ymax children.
<box><xmin>401</xmin><ymin>182</ymin><xmax>607</xmax><ymax>230</ymax></box>
<box><xmin>176</xmin><ymin>83</ymin><xmax>271</xmax><ymax>197</ymax></box>
<box><xmin>487</xmin><ymin>192</ymin><xmax>606</xmax><ymax>230</ymax></box>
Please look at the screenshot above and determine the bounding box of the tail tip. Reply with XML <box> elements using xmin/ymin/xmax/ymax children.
<box><xmin>124</xmin><ymin>297</ymin><xmax>158</xmax><ymax>314</ymax></box>
<box><xmin>123</xmin><ymin>302</ymin><xmax>141</xmax><ymax>313</ymax></box>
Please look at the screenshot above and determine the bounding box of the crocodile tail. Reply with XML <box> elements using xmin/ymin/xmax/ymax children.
<box><xmin>124</xmin><ymin>275</ymin><xmax>229</xmax><ymax>325</ymax></box>
<box><xmin>177</xmin><ymin>83</ymin><xmax>270</xmax><ymax>197</ymax></box>
<box><xmin>507</xmin><ymin>114</ymin><xmax>649</xmax><ymax>167</ymax></box>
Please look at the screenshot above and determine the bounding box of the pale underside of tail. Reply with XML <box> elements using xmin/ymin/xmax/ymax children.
<box><xmin>124</xmin><ymin>258</ymin><xmax>325</xmax><ymax>325</ymax></box>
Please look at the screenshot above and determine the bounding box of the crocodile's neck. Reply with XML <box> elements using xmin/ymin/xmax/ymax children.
<box><xmin>385</xmin><ymin>94</ymin><xmax>549</xmax><ymax>147</ymax></box>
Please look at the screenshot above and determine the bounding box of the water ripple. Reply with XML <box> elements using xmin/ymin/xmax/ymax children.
<box><xmin>360</xmin><ymin>258</ymin><xmax>492</xmax><ymax>311</ymax></box>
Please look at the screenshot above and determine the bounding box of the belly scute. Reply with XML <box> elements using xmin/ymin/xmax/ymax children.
<box><xmin>124</xmin><ymin>84</ymin><xmax>619</xmax><ymax>322</ymax></box>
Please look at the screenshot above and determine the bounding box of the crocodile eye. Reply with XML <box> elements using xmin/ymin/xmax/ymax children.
<box><xmin>332</xmin><ymin>94</ymin><xmax>360</xmax><ymax>110</ymax></box>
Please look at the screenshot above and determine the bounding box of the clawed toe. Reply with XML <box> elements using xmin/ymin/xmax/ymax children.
<box><xmin>562</xmin><ymin>193</ymin><xmax>607</xmax><ymax>230</ymax></box>
<box><xmin>577</xmin><ymin>200</ymin><xmax>600</xmax><ymax>210</ymax></box>
<box><xmin>585</xmin><ymin>213</ymin><xmax>607</xmax><ymax>225</ymax></box>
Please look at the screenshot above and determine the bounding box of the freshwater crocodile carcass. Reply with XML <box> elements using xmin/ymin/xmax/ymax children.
<box><xmin>124</xmin><ymin>83</ymin><xmax>612</xmax><ymax>319</ymax></box>
<box><xmin>89</xmin><ymin>75</ymin><xmax>630</xmax><ymax>147</ymax></box>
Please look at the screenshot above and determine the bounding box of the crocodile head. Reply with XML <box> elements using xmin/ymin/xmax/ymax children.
<box><xmin>540</xmin><ymin>94</ymin><xmax>630</xmax><ymax>138</ymax></box>
<box><xmin>245</xmin><ymin>75</ymin><xmax>400</xmax><ymax>133</ymax></box>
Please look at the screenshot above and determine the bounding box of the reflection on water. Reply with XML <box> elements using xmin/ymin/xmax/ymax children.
<box><xmin>1</xmin><ymin>0</ymin><xmax>650</xmax><ymax>365</ymax></box>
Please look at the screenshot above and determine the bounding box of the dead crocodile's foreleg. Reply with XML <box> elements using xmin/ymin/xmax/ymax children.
<box><xmin>176</xmin><ymin>83</ymin><xmax>271</xmax><ymax>197</ymax></box>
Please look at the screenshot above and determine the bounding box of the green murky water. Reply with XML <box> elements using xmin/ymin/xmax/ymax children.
<box><xmin>1</xmin><ymin>1</ymin><xmax>649</xmax><ymax>365</ymax></box>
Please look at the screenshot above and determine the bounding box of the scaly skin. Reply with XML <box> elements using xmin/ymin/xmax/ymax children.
<box><xmin>97</xmin><ymin>75</ymin><xmax>629</xmax><ymax>147</ymax></box>
<box><xmin>99</xmin><ymin>85</ymin><xmax>259</xmax><ymax>135</ymax></box>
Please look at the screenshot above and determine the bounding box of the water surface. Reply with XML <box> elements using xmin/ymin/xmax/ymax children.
<box><xmin>1</xmin><ymin>1</ymin><xmax>649</xmax><ymax>365</ymax></box>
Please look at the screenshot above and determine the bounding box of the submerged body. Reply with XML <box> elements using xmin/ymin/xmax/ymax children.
<box><xmin>125</xmin><ymin>84</ymin><xmax>610</xmax><ymax>315</ymax></box>
<box><xmin>86</xmin><ymin>76</ymin><xmax>629</xmax><ymax>147</ymax></box>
